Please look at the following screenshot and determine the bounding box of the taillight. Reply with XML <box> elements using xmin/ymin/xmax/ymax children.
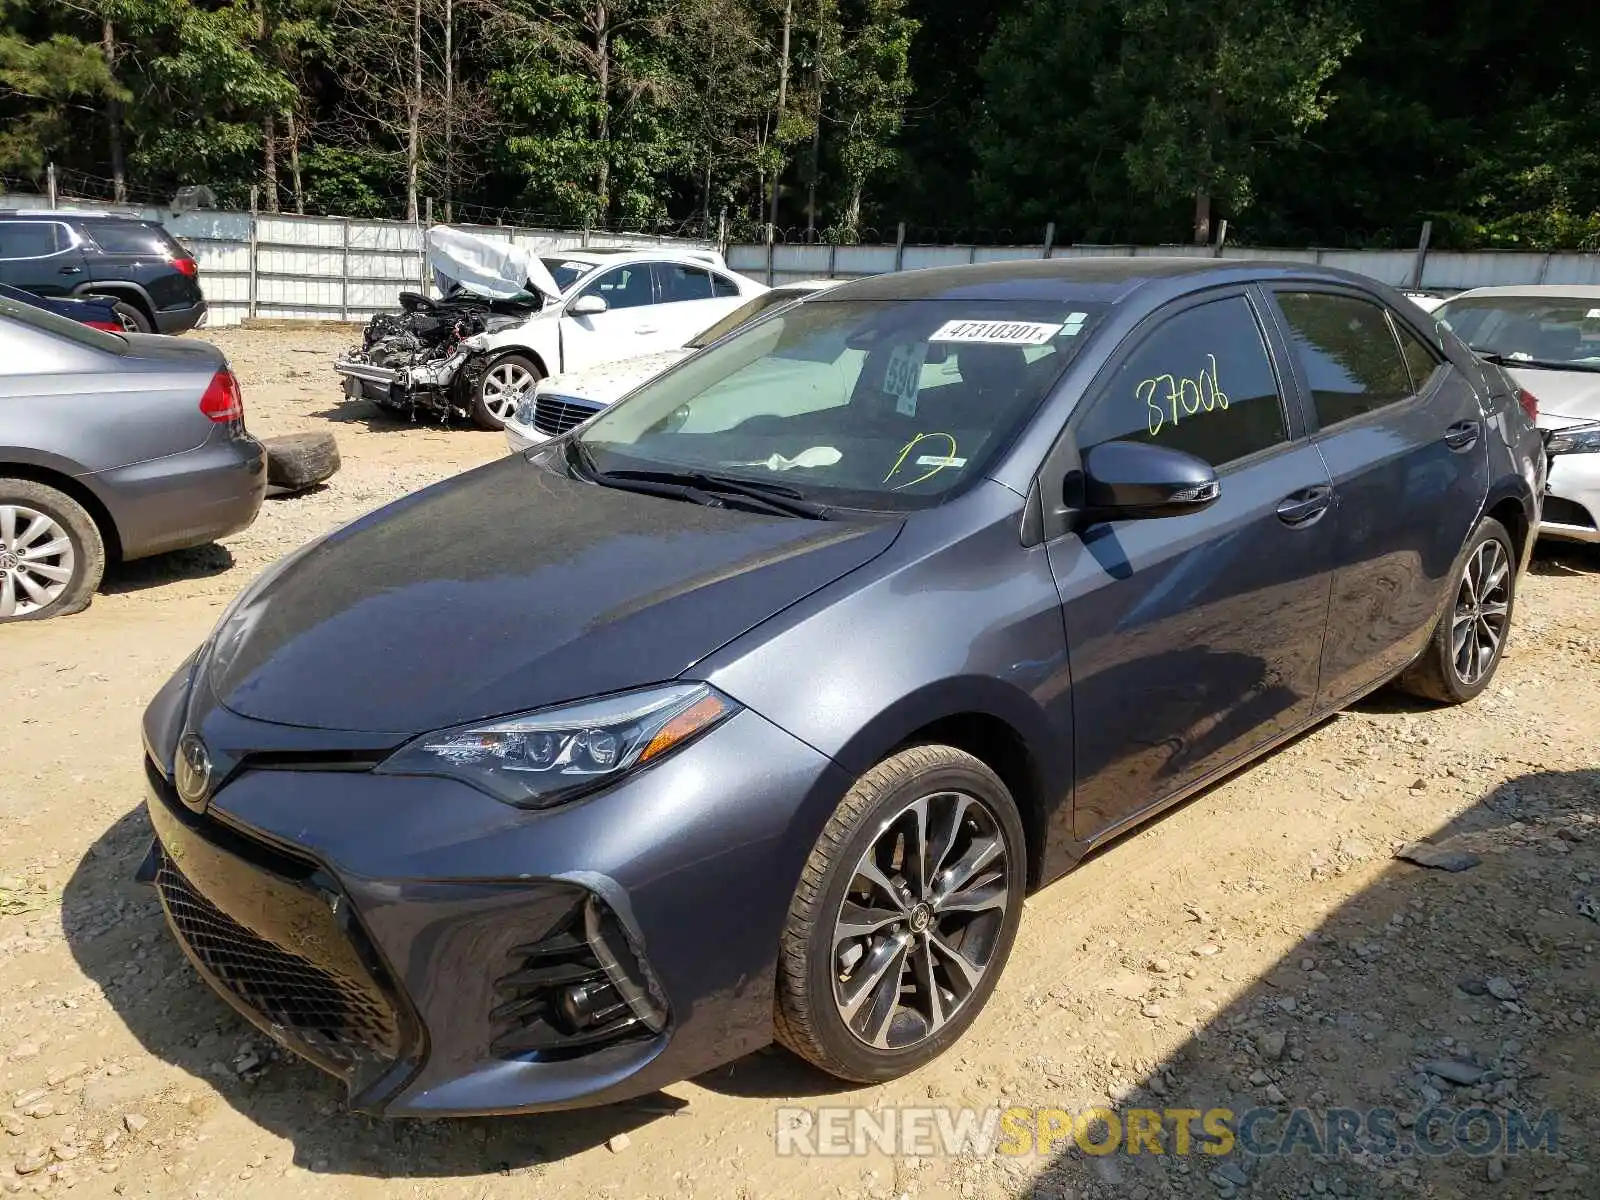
<box><xmin>85</xmin><ymin>320</ymin><xmax>122</xmax><ymax>332</ymax></box>
<box><xmin>200</xmin><ymin>369</ymin><xmax>244</xmax><ymax>423</ymax></box>
<box><xmin>170</xmin><ymin>256</ymin><xmax>198</xmax><ymax>278</ymax></box>
<box><xmin>1518</xmin><ymin>388</ymin><xmax>1538</xmax><ymax>422</ymax></box>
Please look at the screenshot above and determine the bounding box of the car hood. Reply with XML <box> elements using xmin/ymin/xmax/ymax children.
<box><xmin>206</xmin><ymin>455</ymin><xmax>899</xmax><ymax>734</ymax></box>
<box><xmin>542</xmin><ymin>348</ymin><xmax>695</xmax><ymax>406</ymax></box>
<box><xmin>1506</xmin><ymin>366</ymin><xmax>1600</xmax><ymax>425</ymax></box>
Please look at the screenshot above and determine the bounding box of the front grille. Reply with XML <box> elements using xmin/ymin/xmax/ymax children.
<box><xmin>1542</xmin><ymin>495</ymin><xmax>1596</xmax><ymax>530</ymax></box>
<box><xmin>154</xmin><ymin>850</ymin><xmax>400</xmax><ymax>1067</ymax></box>
<box><xmin>533</xmin><ymin>394</ymin><xmax>601</xmax><ymax>436</ymax></box>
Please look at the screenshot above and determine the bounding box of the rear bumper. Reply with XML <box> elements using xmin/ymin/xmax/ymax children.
<box><xmin>154</xmin><ymin>299</ymin><xmax>207</xmax><ymax>336</ymax></box>
<box><xmin>1540</xmin><ymin>451</ymin><xmax>1600</xmax><ymax>543</ymax></box>
<box><xmin>92</xmin><ymin>432</ymin><xmax>266</xmax><ymax>560</ymax></box>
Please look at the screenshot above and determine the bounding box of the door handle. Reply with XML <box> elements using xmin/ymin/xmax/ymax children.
<box><xmin>1443</xmin><ymin>419</ymin><xmax>1481</xmax><ymax>451</ymax></box>
<box><xmin>1276</xmin><ymin>484</ymin><xmax>1333</xmax><ymax>527</ymax></box>
<box><xmin>58</xmin><ymin>265</ymin><xmax>83</xmax><ymax>275</ymax></box>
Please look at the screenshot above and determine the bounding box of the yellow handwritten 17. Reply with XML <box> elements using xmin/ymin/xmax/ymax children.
<box><xmin>1139</xmin><ymin>354</ymin><xmax>1229</xmax><ymax>437</ymax></box>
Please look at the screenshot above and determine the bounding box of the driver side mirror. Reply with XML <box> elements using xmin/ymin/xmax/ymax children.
<box><xmin>1071</xmin><ymin>440</ymin><xmax>1220</xmax><ymax>523</ymax></box>
<box><xmin>568</xmin><ymin>293</ymin><xmax>608</xmax><ymax>316</ymax></box>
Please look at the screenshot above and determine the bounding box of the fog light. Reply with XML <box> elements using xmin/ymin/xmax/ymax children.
<box><xmin>556</xmin><ymin>980</ymin><xmax>626</xmax><ymax>1030</ymax></box>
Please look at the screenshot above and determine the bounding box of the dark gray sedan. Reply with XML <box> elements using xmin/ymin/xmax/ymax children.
<box><xmin>0</xmin><ymin>294</ymin><xmax>265</xmax><ymax>620</ymax></box>
<box><xmin>140</xmin><ymin>259</ymin><xmax>1542</xmax><ymax>1117</ymax></box>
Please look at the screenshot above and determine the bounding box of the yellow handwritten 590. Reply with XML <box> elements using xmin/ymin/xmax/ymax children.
<box><xmin>1138</xmin><ymin>354</ymin><xmax>1230</xmax><ymax>436</ymax></box>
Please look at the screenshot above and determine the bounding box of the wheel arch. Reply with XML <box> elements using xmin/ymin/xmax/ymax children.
<box><xmin>73</xmin><ymin>280</ymin><xmax>155</xmax><ymax>327</ymax></box>
<box><xmin>0</xmin><ymin>460</ymin><xmax>124</xmax><ymax>562</ymax></box>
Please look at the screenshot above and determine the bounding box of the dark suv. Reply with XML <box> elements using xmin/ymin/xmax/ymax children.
<box><xmin>0</xmin><ymin>211</ymin><xmax>206</xmax><ymax>334</ymax></box>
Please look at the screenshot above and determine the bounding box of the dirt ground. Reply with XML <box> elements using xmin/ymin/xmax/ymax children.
<box><xmin>1</xmin><ymin>326</ymin><xmax>1596</xmax><ymax>1199</ymax></box>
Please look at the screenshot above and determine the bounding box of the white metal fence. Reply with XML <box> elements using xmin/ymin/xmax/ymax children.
<box><xmin>0</xmin><ymin>193</ymin><xmax>713</xmax><ymax>326</ymax></box>
<box><xmin>726</xmin><ymin>238</ymin><xmax>1600</xmax><ymax>294</ymax></box>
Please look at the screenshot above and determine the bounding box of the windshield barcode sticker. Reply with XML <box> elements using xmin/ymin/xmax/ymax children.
<box><xmin>930</xmin><ymin>319</ymin><xmax>1063</xmax><ymax>345</ymax></box>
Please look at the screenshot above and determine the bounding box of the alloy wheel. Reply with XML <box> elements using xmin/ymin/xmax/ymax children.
<box><xmin>0</xmin><ymin>504</ymin><xmax>77</xmax><ymax>618</ymax></box>
<box><xmin>831</xmin><ymin>790</ymin><xmax>1012</xmax><ymax>1050</ymax></box>
<box><xmin>480</xmin><ymin>363</ymin><xmax>537</xmax><ymax>423</ymax></box>
<box><xmin>1451</xmin><ymin>537</ymin><xmax>1510</xmax><ymax>686</ymax></box>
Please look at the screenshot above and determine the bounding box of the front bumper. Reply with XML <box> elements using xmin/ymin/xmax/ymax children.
<box><xmin>503</xmin><ymin>417</ymin><xmax>548</xmax><ymax>454</ymax></box>
<box><xmin>1540</xmin><ymin>450</ymin><xmax>1600</xmax><ymax>542</ymax></box>
<box><xmin>138</xmin><ymin>669</ymin><xmax>851</xmax><ymax>1116</ymax></box>
<box><xmin>94</xmin><ymin>431</ymin><xmax>266</xmax><ymax>561</ymax></box>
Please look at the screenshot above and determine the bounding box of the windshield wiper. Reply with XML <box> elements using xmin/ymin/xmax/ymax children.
<box><xmin>566</xmin><ymin>445</ymin><xmax>831</xmax><ymax>519</ymax></box>
<box><xmin>1471</xmin><ymin>347</ymin><xmax>1598</xmax><ymax>373</ymax></box>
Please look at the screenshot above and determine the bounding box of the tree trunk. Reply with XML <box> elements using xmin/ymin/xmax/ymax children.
<box><xmin>263</xmin><ymin>112</ymin><xmax>280</xmax><ymax>212</ymax></box>
<box><xmin>805</xmin><ymin>0</ymin><xmax>825</xmax><ymax>241</ymax></box>
<box><xmin>407</xmin><ymin>0</ymin><xmax>422</xmax><ymax>222</ymax></box>
<box><xmin>768</xmin><ymin>0</ymin><xmax>794</xmax><ymax>234</ymax></box>
<box><xmin>101</xmin><ymin>18</ymin><xmax>126</xmax><ymax>204</ymax></box>
<box><xmin>595</xmin><ymin>1</ymin><xmax>610</xmax><ymax>222</ymax></box>
<box><xmin>1192</xmin><ymin>188</ymin><xmax>1211</xmax><ymax>246</ymax></box>
<box><xmin>444</xmin><ymin>0</ymin><xmax>454</xmax><ymax>223</ymax></box>
<box><xmin>844</xmin><ymin>179</ymin><xmax>862</xmax><ymax>238</ymax></box>
<box><xmin>702</xmin><ymin>158</ymin><xmax>712</xmax><ymax>238</ymax></box>
<box><xmin>287</xmin><ymin>109</ymin><xmax>304</xmax><ymax>215</ymax></box>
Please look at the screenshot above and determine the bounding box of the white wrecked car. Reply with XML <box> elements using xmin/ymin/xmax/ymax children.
<box><xmin>505</xmin><ymin>278</ymin><xmax>842</xmax><ymax>451</ymax></box>
<box><xmin>335</xmin><ymin>227</ymin><xmax>765</xmax><ymax>429</ymax></box>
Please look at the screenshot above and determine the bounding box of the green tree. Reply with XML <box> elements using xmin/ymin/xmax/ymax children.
<box><xmin>0</xmin><ymin>0</ymin><xmax>124</xmax><ymax>176</ymax></box>
<box><xmin>823</xmin><ymin>0</ymin><xmax>914</xmax><ymax>240</ymax></box>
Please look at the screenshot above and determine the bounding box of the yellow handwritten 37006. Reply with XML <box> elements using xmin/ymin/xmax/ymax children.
<box><xmin>1138</xmin><ymin>354</ymin><xmax>1230</xmax><ymax>436</ymax></box>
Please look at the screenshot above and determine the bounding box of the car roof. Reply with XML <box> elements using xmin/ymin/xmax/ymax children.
<box><xmin>2</xmin><ymin>209</ymin><xmax>144</xmax><ymax>221</ymax></box>
<box><xmin>819</xmin><ymin>256</ymin><xmax>1381</xmax><ymax>305</ymax></box>
<box><xmin>547</xmin><ymin>247</ymin><xmax>727</xmax><ymax>268</ymax></box>
<box><xmin>1446</xmin><ymin>284</ymin><xmax>1600</xmax><ymax>301</ymax></box>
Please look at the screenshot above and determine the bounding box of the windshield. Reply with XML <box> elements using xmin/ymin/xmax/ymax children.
<box><xmin>539</xmin><ymin>257</ymin><xmax>595</xmax><ymax>294</ymax></box>
<box><xmin>688</xmin><ymin>289</ymin><xmax>813</xmax><ymax>349</ymax></box>
<box><xmin>1434</xmin><ymin>296</ymin><xmax>1600</xmax><ymax>372</ymax></box>
<box><xmin>575</xmin><ymin>298</ymin><xmax>1105</xmax><ymax>510</ymax></box>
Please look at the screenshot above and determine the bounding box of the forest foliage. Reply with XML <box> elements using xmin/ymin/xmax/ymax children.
<box><xmin>2</xmin><ymin>0</ymin><xmax>1597</xmax><ymax>248</ymax></box>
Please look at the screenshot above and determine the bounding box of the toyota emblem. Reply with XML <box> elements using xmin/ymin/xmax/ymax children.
<box><xmin>175</xmin><ymin>732</ymin><xmax>212</xmax><ymax>810</ymax></box>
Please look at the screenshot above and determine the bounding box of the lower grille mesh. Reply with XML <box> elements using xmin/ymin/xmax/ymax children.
<box><xmin>155</xmin><ymin>853</ymin><xmax>400</xmax><ymax>1066</ymax></box>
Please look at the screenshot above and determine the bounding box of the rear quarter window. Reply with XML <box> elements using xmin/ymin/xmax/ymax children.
<box><xmin>84</xmin><ymin>222</ymin><xmax>180</xmax><ymax>256</ymax></box>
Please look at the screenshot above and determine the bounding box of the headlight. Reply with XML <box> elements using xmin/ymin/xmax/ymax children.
<box><xmin>374</xmin><ymin>683</ymin><xmax>739</xmax><ymax>808</ymax></box>
<box><xmin>1546</xmin><ymin>424</ymin><xmax>1600</xmax><ymax>455</ymax></box>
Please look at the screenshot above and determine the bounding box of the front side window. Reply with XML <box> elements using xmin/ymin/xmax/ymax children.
<box><xmin>0</xmin><ymin>222</ymin><xmax>64</xmax><ymax>260</ymax></box>
<box><xmin>1276</xmin><ymin>291</ymin><xmax>1414</xmax><ymax>427</ymax></box>
<box><xmin>1077</xmin><ymin>295</ymin><xmax>1288</xmax><ymax>468</ymax></box>
<box><xmin>576</xmin><ymin>299</ymin><xmax>1106</xmax><ymax>509</ymax></box>
<box><xmin>656</xmin><ymin>263</ymin><xmax>714</xmax><ymax>303</ymax></box>
<box><xmin>1432</xmin><ymin>294</ymin><xmax>1600</xmax><ymax>373</ymax></box>
<box><xmin>579</xmin><ymin>265</ymin><xmax>653</xmax><ymax>310</ymax></box>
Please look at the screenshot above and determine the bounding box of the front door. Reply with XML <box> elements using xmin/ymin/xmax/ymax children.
<box><xmin>559</xmin><ymin>263</ymin><xmax>664</xmax><ymax>373</ymax></box>
<box><xmin>1047</xmin><ymin>289</ymin><xmax>1338</xmax><ymax>841</ymax></box>
<box><xmin>1265</xmin><ymin>288</ymin><xmax>1491</xmax><ymax>707</ymax></box>
<box><xmin>0</xmin><ymin>222</ymin><xmax>85</xmax><ymax>296</ymax></box>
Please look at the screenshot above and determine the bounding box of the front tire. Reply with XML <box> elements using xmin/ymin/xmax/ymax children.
<box><xmin>0</xmin><ymin>479</ymin><xmax>106</xmax><ymax>622</ymax></box>
<box><xmin>472</xmin><ymin>353</ymin><xmax>541</xmax><ymax>431</ymax></box>
<box><xmin>1395</xmin><ymin>516</ymin><xmax>1516</xmax><ymax>704</ymax></box>
<box><xmin>775</xmin><ymin>745</ymin><xmax>1027</xmax><ymax>1083</ymax></box>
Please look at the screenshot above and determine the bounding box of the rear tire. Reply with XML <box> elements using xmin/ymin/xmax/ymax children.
<box><xmin>108</xmin><ymin>300</ymin><xmax>151</xmax><ymax>334</ymax></box>
<box><xmin>263</xmin><ymin>432</ymin><xmax>342</xmax><ymax>493</ymax></box>
<box><xmin>472</xmin><ymin>353</ymin><xmax>541</xmax><ymax>431</ymax></box>
<box><xmin>774</xmin><ymin>745</ymin><xmax>1027</xmax><ymax>1083</ymax></box>
<box><xmin>1395</xmin><ymin>516</ymin><xmax>1516</xmax><ymax>704</ymax></box>
<box><xmin>0</xmin><ymin>479</ymin><xmax>105</xmax><ymax>622</ymax></box>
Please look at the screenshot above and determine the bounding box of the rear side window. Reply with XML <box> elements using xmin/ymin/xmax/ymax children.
<box><xmin>84</xmin><ymin>221</ymin><xmax>177</xmax><ymax>256</ymax></box>
<box><xmin>1394</xmin><ymin>319</ymin><xmax>1445</xmax><ymax>393</ymax></box>
<box><xmin>711</xmin><ymin>273</ymin><xmax>740</xmax><ymax>298</ymax></box>
<box><xmin>0</xmin><ymin>221</ymin><xmax>65</xmax><ymax>259</ymax></box>
<box><xmin>1078</xmin><ymin>294</ymin><xmax>1288</xmax><ymax>469</ymax></box>
<box><xmin>656</xmin><ymin>262</ymin><xmax>715</xmax><ymax>302</ymax></box>
<box><xmin>1276</xmin><ymin>292</ymin><xmax>1415</xmax><ymax>427</ymax></box>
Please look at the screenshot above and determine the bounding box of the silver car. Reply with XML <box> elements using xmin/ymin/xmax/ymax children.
<box><xmin>0</xmin><ymin>294</ymin><xmax>265</xmax><ymax>621</ymax></box>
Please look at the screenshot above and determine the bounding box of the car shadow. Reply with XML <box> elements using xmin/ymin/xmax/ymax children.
<box><xmin>1528</xmin><ymin>540</ymin><xmax>1599</xmax><ymax>577</ymax></box>
<box><xmin>100</xmin><ymin>543</ymin><xmax>236</xmax><ymax>595</ymax></box>
<box><xmin>1024</xmin><ymin>768</ymin><xmax>1597</xmax><ymax>1200</ymax></box>
<box><xmin>310</xmin><ymin>399</ymin><xmax>496</xmax><ymax>436</ymax></box>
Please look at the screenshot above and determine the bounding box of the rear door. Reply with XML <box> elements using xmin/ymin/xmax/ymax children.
<box><xmin>650</xmin><ymin>261</ymin><xmax>746</xmax><ymax>345</ymax></box>
<box><xmin>1264</xmin><ymin>286</ymin><xmax>1490</xmax><ymax>707</ymax></box>
<box><xmin>0</xmin><ymin>222</ymin><xmax>85</xmax><ymax>295</ymax></box>
<box><xmin>1049</xmin><ymin>287</ymin><xmax>1337</xmax><ymax>840</ymax></box>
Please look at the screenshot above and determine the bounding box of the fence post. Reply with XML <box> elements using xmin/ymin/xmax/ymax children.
<box><xmin>1214</xmin><ymin>219</ymin><xmax>1229</xmax><ymax>258</ymax></box>
<box><xmin>420</xmin><ymin>197</ymin><xmax>433</xmax><ymax>293</ymax></box>
<box><xmin>968</xmin><ymin>244</ymin><xmax>978</xmax><ymax>264</ymax></box>
<box><xmin>1537</xmin><ymin>252</ymin><xmax>1553</xmax><ymax>284</ymax></box>
<box><xmin>1409</xmin><ymin>221</ymin><xmax>1433</xmax><ymax>289</ymax></box>
<box><xmin>340</xmin><ymin>218</ymin><xmax>351</xmax><ymax>322</ymax></box>
<box><xmin>893</xmin><ymin>222</ymin><xmax>907</xmax><ymax>272</ymax></box>
<box><xmin>46</xmin><ymin>163</ymin><xmax>57</xmax><ymax>208</ymax></box>
<box><xmin>717</xmin><ymin>208</ymin><xmax>727</xmax><ymax>255</ymax></box>
<box><xmin>827</xmin><ymin>241</ymin><xmax>838</xmax><ymax>279</ymax></box>
<box><xmin>1042</xmin><ymin>222</ymin><xmax>1056</xmax><ymax>260</ymax></box>
<box><xmin>765</xmin><ymin>223</ymin><xmax>776</xmax><ymax>287</ymax></box>
<box><xmin>581</xmin><ymin>223</ymin><xmax>590</xmax><ymax>249</ymax></box>
<box><xmin>247</xmin><ymin>185</ymin><xmax>259</xmax><ymax>320</ymax></box>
